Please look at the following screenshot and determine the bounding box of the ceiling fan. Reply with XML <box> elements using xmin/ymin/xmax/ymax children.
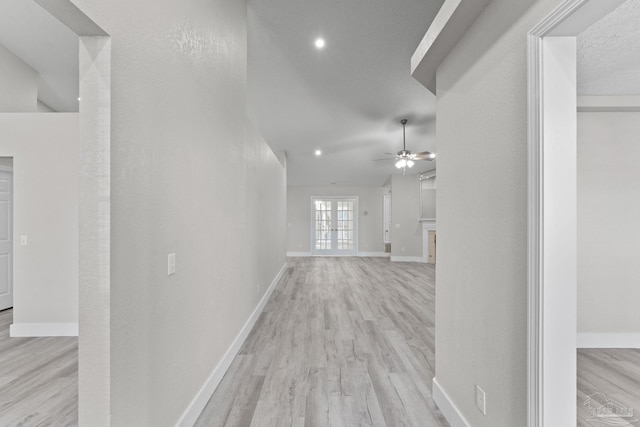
<box><xmin>375</xmin><ymin>119</ymin><xmax>435</xmax><ymax>171</ymax></box>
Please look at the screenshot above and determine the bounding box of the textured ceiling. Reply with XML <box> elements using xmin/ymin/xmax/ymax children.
<box><xmin>248</xmin><ymin>0</ymin><xmax>443</xmax><ymax>187</ymax></box>
<box><xmin>578</xmin><ymin>0</ymin><xmax>640</xmax><ymax>95</ymax></box>
<box><xmin>0</xmin><ymin>0</ymin><xmax>78</xmax><ymax>112</ymax></box>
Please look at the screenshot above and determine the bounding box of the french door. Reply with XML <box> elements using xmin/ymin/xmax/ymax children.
<box><xmin>311</xmin><ymin>197</ymin><xmax>357</xmax><ymax>256</ymax></box>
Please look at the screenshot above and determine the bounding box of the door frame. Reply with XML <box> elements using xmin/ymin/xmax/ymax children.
<box><xmin>0</xmin><ymin>166</ymin><xmax>12</xmax><ymax>311</ymax></box>
<box><xmin>527</xmin><ymin>1</ymin><xmax>626</xmax><ymax>425</ymax></box>
<box><xmin>310</xmin><ymin>196</ymin><xmax>358</xmax><ymax>256</ymax></box>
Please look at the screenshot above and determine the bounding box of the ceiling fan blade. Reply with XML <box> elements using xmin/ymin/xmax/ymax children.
<box><xmin>413</xmin><ymin>157</ymin><xmax>435</xmax><ymax>161</ymax></box>
<box><xmin>413</xmin><ymin>152</ymin><xmax>436</xmax><ymax>161</ymax></box>
<box><xmin>373</xmin><ymin>157</ymin><xmax>398</xmax><ymax>162</ymax></box>
<box><xmin>414</xmin><ymin>151</ymin><xmax>433</xmax><ymax>156</ymax></box>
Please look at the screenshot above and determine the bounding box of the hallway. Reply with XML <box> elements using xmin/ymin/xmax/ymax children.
<box><xmin>195</xmin><ymin>257</ymin><xmax>448</xmax><ymax>426</ymax></box>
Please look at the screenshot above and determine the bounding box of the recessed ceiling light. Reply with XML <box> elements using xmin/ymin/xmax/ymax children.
<box><xmin>314</xmin><ymin>38</ymin><xmax>325</xmax><ymax>49</ymax></box>
<box><xmin>77</xmin><ymin>97</ymin><xmax>81</xmax><ymax>101</ymax></box>
<box><xmin>314</xmin><ymin>149</ymin><xmax>322</xmax><ymax>156</ymax></box>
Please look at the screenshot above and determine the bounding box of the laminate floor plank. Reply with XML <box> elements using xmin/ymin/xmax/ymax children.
<box><xmin>577</xmin><ymin>348</ymin><xmax>640</xmax><ymax>427</ymax></box>
<box><xmin>195</xmin><ymin>257</ymin><xmax>449</xmax><ymax>427</ymax></box>
<box><xmin>0</xmin><ymin>308</ymin><xmax>78</xmax><ymax>427</ymax></box>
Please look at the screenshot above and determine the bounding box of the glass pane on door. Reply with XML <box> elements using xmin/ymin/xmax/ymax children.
<box><xmin>312</xmin><ymin>198</ymin><xmax>356</xmax><ymax>255</ymax></box>
<box><xmin>314</xmin><ymin>199</ymin><xmax>331</xmax><ymax>251</ymax></box>
<box><xmin>336</xmin><ymin>200</ymin><xmax>354</xmax><ymax>250</ymax></box>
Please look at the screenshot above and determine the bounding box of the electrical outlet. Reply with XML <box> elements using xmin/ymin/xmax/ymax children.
<box><xmin>475</xmin><ymin>385</ymin><xmax>486</xmax><ymax>415</ymax></box>
<box><xmin>168</xmin><ymin>253</ymin><xmax>176</xmax><ymax>276</ymax></box>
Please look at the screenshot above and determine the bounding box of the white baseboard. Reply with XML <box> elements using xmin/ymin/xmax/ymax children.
<box><xmin>357</xmin><ymin>252</ymin><xmax>390</xmax><ymax>257</ymax></box>
<box><xmin>176</xmin><ymin>262</ymin><xmax>287</xmax><ymax>427</ymax></box>
<box><xmin>287</xmin><ymin>252</ymin><xmax>390</xmax><ymax>258</ymax></box>
<box><xmin>577</xmin><ymin>333</ymin><xmax>640</xmax><ymax>348</ymax></box>
<box><xmin>286</xmin><ymin>252</ymin><xmax>312</xmax><ymax>257</ymax></box>
<box><xmin>390</xmin><ymin>256</ymin><xmax>426</xmax><ymax>263</ymax></box>
<box><xmin>433</xmin><ymin>377</ymin><xmax>471</xmax><ymax>427</ymax></box>
<box><xmin>10</xmin><ymin>322</ymin><xmax>79</xmax><ymax>337</ymax></box>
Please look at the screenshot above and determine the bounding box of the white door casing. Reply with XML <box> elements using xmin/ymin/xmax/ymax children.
<box><xmin>383</xmin><ymin>195</ymin><xmax>391</xmax><ymax>244</ymax></box>
<box><xmin>527</xmin><ymin>1</ymin><xmax>626</xmax><ymax>426</ymax></box>
<box><xmin>0</xmin><ymin>169</ymin><xmax>12</xmax><ymax>311</ymax></box>
<box><xmin>311</xmin><ymin>197</ymin><xmax>358</xmax><ymax>256</ymax></box>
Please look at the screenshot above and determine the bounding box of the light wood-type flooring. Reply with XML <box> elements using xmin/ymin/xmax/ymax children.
<box><xmin>196</xmin><ymin>257</ymin><xmax>449</xmax><ymax>427</ymax></box>
<box><xmin>1</xmin><ymin>258</ymin><xmax>639</xmax><ymax>426</ymax></box>
<box><xmin>577</xmin><ymin>348</ymin><xmax>640</xmax><ymax>427</ymax></box>
<box><xmin>0</xmin><ymin>309</ymin><xmax>78</xmax><ymax>426</ymax></box>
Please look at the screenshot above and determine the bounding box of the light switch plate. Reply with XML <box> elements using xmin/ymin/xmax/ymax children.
<box><xmin>20</xmin><ymin>235</ymin><xmax>28</xmax><ymax>246</ymax></box>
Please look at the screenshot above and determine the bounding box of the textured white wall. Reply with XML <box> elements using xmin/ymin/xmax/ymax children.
<box><xmin>0</xmin><ymin>114</ymin><xmax>78</xmax><ymax>326</ymax></box>
<box><xmin>287</xmin><ymin>185</ymin><xmax>388</xmax><ymax>254</ymax></box>
<box><xmin>434</xmin><ymin>0</ymin><xmax>564</xmax><ymax>425</ymax></box>
<box><xmin>578</xmin><ymin>112</ymin><xmax>640</xmax><ymax>333</ymax></box>
<box><xmin>70</xmin><ymin>0</ymin><xmax>287</xmax><ymax>424</ymax></box>
<box><xmin>391</xmin><ymin>174</ymin><xmax>422</xmax><ymax>258</ymax></box>
<box><xmin>0</xmin><ymin>45</ymin><xmax>38</xmax><ymax>112</ymax></box>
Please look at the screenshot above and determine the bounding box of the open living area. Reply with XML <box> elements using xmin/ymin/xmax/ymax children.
<box><xmin>0</xmin><ymin>0</ymin><xmax>639</xmax><ymax>426</ymax></box>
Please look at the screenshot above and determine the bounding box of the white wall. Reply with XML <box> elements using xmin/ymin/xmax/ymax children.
<box><xmin>69</xmin><ymin>0</ymin><xmax>288</xmax><ymax>424</ymax></box>
<box><xmin>433</xmin><ymin>0</ymin><xmax>564</xmax><ymax>425</ymax></box>
<box><xmin>0</xmin><ymin>114</ymin><xmax>78</xmax><ymax>331</ymax></box>
<box><xmin>0</xmin><ymin>44</ymin><xmax>38</xmax><ymax>113</ymax></box>
<box><xmin>420</xmin><ymin>175</ymin><xmax>436</xmax><ymax>220</ymax></box>
<box><xmin>287</xmin><ymin>185</ymin><xmax>388</xmax><ymax>254</ymax></box>
<box><xmin>391</xmin><ymin>174</ymin><xmax>422</xmax><ymax>260</ymax></box>
<box><xmin>578</xmin><ymin>111</ymin><xmax>640</xmax><ymax>334</ymax></box>
<box><xmin>37</xmin><ymin>101</ymin><xmax>55</xmax><ymax>112</ymax></box>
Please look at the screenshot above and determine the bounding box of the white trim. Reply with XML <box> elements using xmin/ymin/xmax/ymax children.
<box><xmin>390</xmin><ymin>256</ymin><xmax>425</xmax><ymax>263</ymax></box>
<box><xmin>176</xmin><ymin>262</ymin><xmax>287</xmax><ymax>427</ymax></box>
<box><xmin>577</xmin><ymin>333</ymin><xmax>640</xmax><ymax>349</ymax></box>
<box><xmin>286</xmin><ymin>252</ymin><xmax>389</xmax><ymax>258</ymax></box>
<box><xmin>432</xmin><ymin>377</ymin><xmax>471</xmax><ymax>427</ymax></box>
<box><xmin>410</xmin><ymin>0</ymin><xmax>492</xmax><ymax>93</ymax></box>
<box><xmin>286</xmin><ymin>252</ymin><xmax>312</xmax><ymax>257</ymax></box>
<box><xmin>577</xmin><ymin>95</ymin><xmax>640</xmax><ymax>112</ymax></box>
<box><xmin>357</xmin><ymin>252</ymin><xmax>390</xmax><ymax>257</ymax></box>
<box><xmin>10</xmin><ymin>322</ymin><xmax>79</xmax><ymax>337</ymax></box>
<box><xmin>527</xmin><ymin>2</ymin><xmax>627</xmax><ymax>426</ymax></box>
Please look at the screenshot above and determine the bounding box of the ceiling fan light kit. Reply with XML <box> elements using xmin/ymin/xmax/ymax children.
<box><xmin>377</xmin><ymin>118</ymin><xmax>435</xmax><ymax>173</ymax></box>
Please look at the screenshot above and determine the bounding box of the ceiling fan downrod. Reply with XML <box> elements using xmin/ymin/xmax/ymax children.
<box><xmin>401</xmin><ymin>118</ymin><xmax>408</xmax><ymax>152</ymax></box>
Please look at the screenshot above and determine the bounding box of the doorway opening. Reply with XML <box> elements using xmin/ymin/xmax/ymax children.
<box><xmin>0</xmin><ymin>159</ymin><xmax>12</xmax><ymax>312</ymax></box>
<box><xmin>527</xmin><ymin>0</ymin><xmax>632</xmax><ymax>425</ymax></box>
<box><xmin>311</xmin><ymin>197</ymin><xmax>358</xmax><ymax>256</ymax></box>
<box><xmin>0</xmin><ymin>0</ymin><xmax>111</xmax><ymax>424</ymax></box>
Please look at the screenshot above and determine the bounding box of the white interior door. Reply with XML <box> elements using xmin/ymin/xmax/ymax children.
<box><xmin>312</xmin><ymin>198</ymin><xmax>357</xmax><ymax>255</ymax></box>
<box><xmin>0</xmin><ymin>170</ymin><xmax>13</xmax><ymax>311</ymax></box>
